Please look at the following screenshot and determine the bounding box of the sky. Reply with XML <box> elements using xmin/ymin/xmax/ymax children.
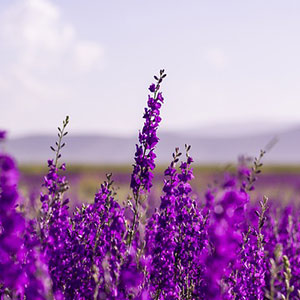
<box><xmin>1</xmin><ymin>0</ymin><xmax>300</xmax><ymax>137</ymax></box>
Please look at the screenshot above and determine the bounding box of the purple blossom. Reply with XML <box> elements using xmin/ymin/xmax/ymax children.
<box><xmin>0</xmin><ymin>151</ymin><xmax>47</xmax><ymax>299</ymax></box>
<box><xmin>145</xmin><ymin>146</ymin><xmax>206</xmax><ymax>299</ymax></box>
<box><xmin>0</xmin><ymin>130</ymin><xmax>6</xmax><ymax>140</ymax></box>
<box><xmin>128</xmin><ymin>70</ymin><xmax>166</xmax><ymax>246</ymax></box>
<box><xmin>2</xmin><ymin>72</ymin><xmax>300</xmax><ymax>300</ymax></box>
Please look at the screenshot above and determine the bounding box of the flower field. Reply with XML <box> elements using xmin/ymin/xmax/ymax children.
<box><xmin>1</xmin><ymin>70</ymin><xmax>300</xmax><ymax>299</ymax></box>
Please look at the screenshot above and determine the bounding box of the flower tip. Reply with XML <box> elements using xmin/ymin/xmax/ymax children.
<box><xmin>60</xmin><ymin>163</ymin><xmax>66</xmax><ymax>170</ymax></box>
<box><xmin>47</xmin><ymin>159</ymin><xmax>54</xmax><ymax>167</ymax></box>
<box><xmin>149</xmin><ymin>83</ymin><xmax>156</xmax><ymax>93</ymax></box>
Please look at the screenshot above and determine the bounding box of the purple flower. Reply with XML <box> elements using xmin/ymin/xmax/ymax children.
<box><xmin>149</xmin><ymin>83</ymin><xmax>156</xmax><ymax>92</ymax></box>
<box><xmin>5</xmin><ymin>71</ymin><xmax>300</xmax><ymax>299</ymax></box>
<box><xmin>0</xmin><ymin>130</ymin><xmax>6</xmax><ymax>140</ymax></box>
<box><xmin>145</xmin><ymin>146</ymin><xmax>206</xmax><ymax>299</ymax></box>
<box><xmin>128</xmin><ymin>70</ymin><xmax>166</xmax><ymax>246</ymax></box>
<box><xmin>0</xmin><ymin>152</ymin><xmax>47</xmax><ymax>299</ymax></box>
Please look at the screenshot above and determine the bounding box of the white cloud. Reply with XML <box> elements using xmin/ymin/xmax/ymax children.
<box><xmin>1</xmin><ymin>0</ymin><xmax>103</xmax><ymax>71</ymax></box>
<box><xmin>74</xmin><ymin>42</ymin><xmax>104</xmax><ymax>72</ymax></box>
<box><xmin>0</xmin><ymin>0</ymin><xmax>104</xmax><ymax>107</ymax></box>
<box><xmin>204</xmin><ymin>48</ymin><xmax>228</xmax><ymax>69</ymax></box>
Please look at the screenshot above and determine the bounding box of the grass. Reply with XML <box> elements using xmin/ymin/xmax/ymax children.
<box><xmin>19</xmin><ymin>163</ymin><xmax>300</xmax><ymax>175</ymax></box>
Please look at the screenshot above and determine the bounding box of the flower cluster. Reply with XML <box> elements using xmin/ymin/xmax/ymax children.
<box><xmin>0</xmin><ymin>136</ymin><xmax>47</xmax><ymax>299</ymax></box>
<box><xmin>71</xmin><ymin>174</ymin><xmax>126</xmax><ymax>299</ymax></box>
<box><xmin>2</xmin><ymin>71</ymin><xmax>300</xmax><ymax>300</ymax></box>
<box><xmin>130</xmin><ymin>70</ymin><xmax>166</xmax><ymax>196</ymax></box>
<box><xmin>128</xmin><ymin>70</ymin><xmax>166</xmax><ymax>246</ymax></box>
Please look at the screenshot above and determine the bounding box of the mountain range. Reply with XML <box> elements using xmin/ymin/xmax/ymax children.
<box><xmin>3</xmin><ymin>124</ymin><xmax>300</xmax><ymax>164</ymax></box>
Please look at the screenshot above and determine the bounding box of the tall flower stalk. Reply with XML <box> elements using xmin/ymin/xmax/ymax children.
<box><xmin>128</xmin><ymin>69</ymin><xmax>166</xmax><ymax>245</ymax></box>
<box><xmin>39</xmin><ymin>116</ymin><xmax>72</xmax><ymax>296</ymax></box>
<box><xmin>145</xmin><ymin>147</ymin><xmax>181</xmax><ymax>299</ymax></box>
<box><xmin>145</xmin><ymin>146</ymin><xmax>206</xmax><ymax>299</ymax></box>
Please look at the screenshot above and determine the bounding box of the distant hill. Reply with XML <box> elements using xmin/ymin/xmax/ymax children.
<box><xmin>3</xmin><ymin>125</ymin><xmax>300</xmax><ymax>164</ymax></box>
